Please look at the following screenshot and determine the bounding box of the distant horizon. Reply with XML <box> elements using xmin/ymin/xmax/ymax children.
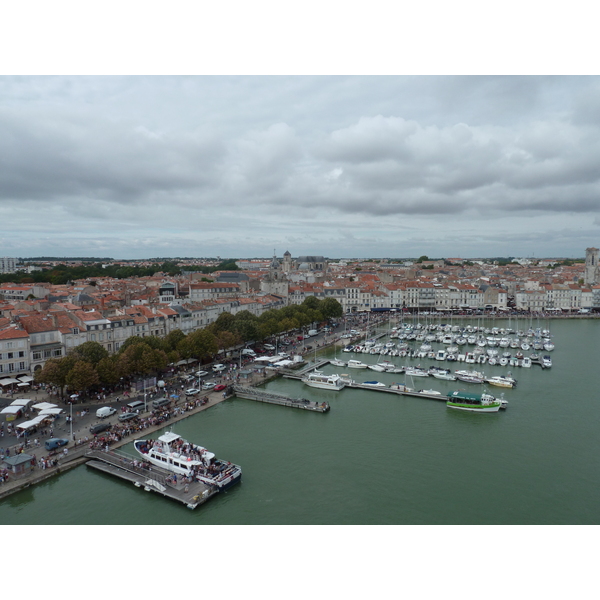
<box><xmin>4</xmin><ymin>253</ymin><xmax>588</xmax><ymax>262</ymax></box>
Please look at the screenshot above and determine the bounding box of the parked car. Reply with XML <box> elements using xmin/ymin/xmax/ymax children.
<box><xmin>96</xmin><ymin>406</ymin><xmax>116</xmax><ymax>419</ymax></box>
<box><xmin>185</xmin><ymin>388</ymin><xmax>200</xmax><ymax>396</ymax></box>
<box><xmin>263</xmin><ymin>344</ymin><xmax>275</xmax><ymax>351</ymax></box>
<box><xmin>118</xmin><ymin>412</ymin><xmax>138</xmax><ymax>422</ymax></box>
<box><xmin>126</xmin><ymin>400</ymin><xmax>145</xmax><ymax>412</ymax></box>
<box><xmin>202</xmin><ymin>382</ymin><xmax>216</xmax><ymax>390</ymax></box>
<box><xmin>214</xmin><ymin>384</ymin><xmax>227</xmax><ymax>392</ymax></box>
<box><xmin>90</xmin><ymin>423</ymin><xmax>111</xmax><ymax>435</ymax></box>
<box><xmin>152</xmin><ymin>398</ymin><xmax>171</xmax><ymax>409</ymax></box>
<box><xmin>195</xmin><ymin>370</ymin><xmax>209</xmax><ymax>377</ymax></box>
<box><xmin>45</xmin><ymin>438</ymin><xmax>69</xmax><ymax>451</ymax></box>
<box><xmin>212</xmin><ymin>364</ymin><xmax>226</xmax><ymax>372</ymax></box>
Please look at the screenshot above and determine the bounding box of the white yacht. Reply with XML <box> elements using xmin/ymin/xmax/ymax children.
<box><xmin>134</xmin><ymin>432</ymin><xmax>242</xmax><ymax>491</ymax></box>
<box><xmin>347</xmin><ymin>359</ymin><xmax>369</xmax><ymax>369</ymax></box>
<box><xmin>302</xmin><ymin>371</ymin><xmax>346</xmax><ymax>391</ymax></box>
<box><xmin>361</xmin><ymin>380</ymin><xmax>386</xmax><ymax>388</ymax></box>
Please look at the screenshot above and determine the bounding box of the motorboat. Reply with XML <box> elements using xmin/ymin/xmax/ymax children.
<box><xmin>134</xmin><ymin>432</ymin><xmax>242</xmax><ymax>490</ymax></box>
<box><xmin>542</xmin><ymin>355</ymin><xmax>552</xmax><ymax>368</ymax></box>
<box><xmin>486</xmin><ymin>375</ymin><xmax>516</xmax><ymax>388</ymax></box>
<box><xmin>347</xmin><ymin>359</ymin><xmax>369</xmax><ymax>369</ymax></box>
<box><xmin>404</xmin><ymin>366</ymin><xmax>430</xmax><ymax>377</ymax></box>
<box><xmin>362</xmin><ymin>381</ymin><xmax>386</xmax><ymax>388</ymax></box>
<box><xmin>302</xmin><ymin>371</ymin><xmax>346</xmax><ymax>391</ymax></box>
<box><xmin>368</xmin><ymin>364</ymin><xmax>386</xmax><ymax>372</ymax></box>
<box><xmin>455</xmin><ymin>369</ymin><xmax>485</xmax><ymax>384</ymax></box>
<box><xmin>390</xmin><ymin>383</ymin><xmax>414</xmax><ymax>392</ymax></box>
<box><xmin>446</xmin><ymin>391</ymin><xmax>503</xmax><ymax>413</ymax></box>
<box><xmin>330</xmin><ymin>358</ymin><xmax>347</xmax><ymax>367</ymax></box>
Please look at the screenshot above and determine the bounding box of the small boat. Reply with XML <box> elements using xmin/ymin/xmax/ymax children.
<box><xmin>330</xmin><ymin>358</ymin><xmax>346</xmax><ymax>367</ymax></box>
<box><xmin>347</xmin><ymin>359</ymin><xmax>368</xmax><ymax>369</ymax></box>
<box><xmin>486</xmin><ymin>375</ymin><xmax>517</xmax><ymax>388</ymax></box>
<box><xmin>390</xmin><ymin>383</ymin><xmax>414</xmax><ymax>392</ymax></box>
<box><xmin>521</xmin><ymin>357</ymin><xmax>532</xmax><ymax>368</ymax></box>
<box><xmin>455</xmin><ymin>369</ymin><xmax>485</xmax><ymax>384</ymax></box>
<box><xmin>134</xmin><ymin>432</ymin><xmax>242</xmax><ymax>490</ymax></box>
<box><xmin>404</xmin><ymin>366</ymin><xmax>430</xmax><ymax>377</ymax></box>
<box><xmin>447</xmin><ymin>391</ymin><xmax>503</xmax><ymax>413</ymax></box>
<box><xmin>302</xmin><ymin>371</ymin><xmax>346</xmax><ymax>391</ymax></box>
<box><xmin>542</xmin><ymin>355</ymin><xmax>552</xmax><ymax>368</ymax></box>
<box><xmin>431</xmin><ymin>370</ymin><xmax>457</xmax><ymax>381</ymax></box>
<box><xmin>418</xmin><ymin>389</ymin><xmax>443</xmax><ymax>396</ymax></box>
<box><xmin>368</xmin><ymin>364</ymin><xmax>386</xmax><ymax>372</ymax></box>
<box><xmin>362</xmin><ymin>381</ymin><xmax>386</xmax><ymax>388</ymax></box>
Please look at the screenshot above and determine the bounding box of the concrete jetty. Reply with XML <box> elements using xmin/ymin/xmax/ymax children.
<box><xmin>86</xmin><ymin>449</ymin><xmax>218</xmax><ymax>509</ymax></box>
<box><xmin>232</xmin><ymin>385</ymin><xmax>330</xmax><ymax>412</ymax></box>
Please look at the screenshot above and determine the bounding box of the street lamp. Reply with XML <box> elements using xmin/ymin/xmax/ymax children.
<box><xmin>70</xmin><ymin>402</ymin><xmax>73</xmax><ymax>441</ymax></box>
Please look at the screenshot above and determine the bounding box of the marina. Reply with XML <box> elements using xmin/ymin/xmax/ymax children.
<box><xmin>1</xmin><ymin>317</ymin><xmax>600</xmax><ymax>525</ymax></box>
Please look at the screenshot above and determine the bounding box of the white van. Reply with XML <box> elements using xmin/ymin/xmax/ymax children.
<box><xmin>96</xmin><ymin>406</ymin><xmax>116</xmax><ymax>419</ymax></box>
<box><xmin>241</xmin><ymin>349</ymin><xmax>256</xmax><ymax>357</ymax></box>
<box><xmin>308</xmin><ymin>329</ymin><xmax>318</xmax><ymax>337</ymax></box>
<box><xmin>212</xmin><ymin>364</ymin><xmax>226</xmax><ymax>372</ymax></box>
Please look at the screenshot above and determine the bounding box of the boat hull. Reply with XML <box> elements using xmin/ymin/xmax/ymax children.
<box><xmin>447</xmin><ymin>402</ymin><xmax>501</xmax><ymax>412</ymax></box>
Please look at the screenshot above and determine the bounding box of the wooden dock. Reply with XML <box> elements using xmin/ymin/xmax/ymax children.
<box><xmin>232</xmin><ymin>385</ymin><xmax>330</xmax><ymax>412</ymax></box>
<box><xmin>85</xmin><ymin>449</ymin><xmax>219</xmax><ymax>509</ymax></box>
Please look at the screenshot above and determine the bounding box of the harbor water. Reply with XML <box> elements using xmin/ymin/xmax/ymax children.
<box><xmin>1</xmin><ymin>318</ymin><xmax>599</xmax><ymax>524</ymax></box>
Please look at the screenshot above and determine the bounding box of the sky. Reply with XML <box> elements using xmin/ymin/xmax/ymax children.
<box><xmin>1</xmin><ymin>10</ymin><xmax>599</xmax><ymax>262</ymax></box>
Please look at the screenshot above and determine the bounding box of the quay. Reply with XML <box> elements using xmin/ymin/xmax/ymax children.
<box><xmin>86</xmin><ymin>449</ymin><xmax>217</xmax><ymax>509</ymax></box>
<box><xmin>284</xmin><ymin>368</ymin><xmax>447</xmax><ymax>402</ymax></box>
<box><xmin>232</xmin><ymin>384</ymin><xmax>330</xmax><ymax>412</ymax></box>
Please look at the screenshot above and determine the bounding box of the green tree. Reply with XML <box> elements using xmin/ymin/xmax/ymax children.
<box><xmin>302</xmin><ymin>296</ymin><xmax>320</xmax><ymax>310</ymax></box>
<box><xmin>70</xmin><ymin>341</ymin><xmax>109</xmax><ymax>366</ymax></box>
<box><xmin>66</xmin><ymin>360</ymin><xmax>100</xmax><ymax>394</ymax></box>
<box><xmin>96</xmin><ymin>356</ymin><xmax>122</xmax><ymax>386</ymax></box>
<box><xmin>320</xmin><ymin>297</ymin><xmax>343</xmax><ymax>319</ymax></box>
<box><xmin>164</xmin><ymin>329</ymin><xmax>186</xmax><ymax>352</ymax></box>
<box><xmin>186</xmin><ymin>329</ymin><xmax>219</xmax><ymax>360</ymax></box>
<box><xmin>34</xmin><ymin>356</ymin><xmax>77</xmax><ymax>400</ymax></box>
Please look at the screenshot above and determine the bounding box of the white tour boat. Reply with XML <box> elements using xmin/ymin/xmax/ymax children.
<box><xmin>301</xmin><ymin>371</ymin><xmax>346</xmax><ymax>391</ymax></box>
<box><xmin>134</xmin><ymin>432</ymin><xmax>242</xmax><ymax>490</ymax></box>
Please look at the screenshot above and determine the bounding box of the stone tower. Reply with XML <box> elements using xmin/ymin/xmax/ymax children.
<box><xmin>584</xmin><ymin>247</ymin><xmax>599</xmax><ymax>285</ymax></box>
<box><xmin>282</xmin><ymin>250</ymin><xmax>292</xmax><ymax>274</ymax></box>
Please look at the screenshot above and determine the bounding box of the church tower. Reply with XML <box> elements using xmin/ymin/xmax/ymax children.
<box><xmin>282</xmin><ymin>250</ymin><xmax>292</xmax><ymax>274</ymax></box>
<box><xmin>584</xmin><ymin>247</ymin><xmax>599</xmax><ymax>285</ymax></box>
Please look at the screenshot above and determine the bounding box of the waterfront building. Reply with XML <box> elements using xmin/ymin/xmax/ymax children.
<box><xmin>0</xmin><ymin>326</ymin><xmax>30</xmax><ymax>379</ymax></box>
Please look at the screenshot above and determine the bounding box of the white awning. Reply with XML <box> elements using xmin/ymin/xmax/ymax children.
<box><xmin>17</xmin><ymin>382</ymin><xmax>30</xmax><ymax>387</ymax></box>
<box><xmin>39</xmin><ymin>408</ymin><xmax>63</xmax><ymax>415</ymax></box>
<box><xmin>18</xmin><ymin>375</ymin><xmax>34</xmax><ymax>383</ymax></box>
<box><xmin>1</xmin><ymin>406</ymin><xmax>23</xmax><ymax>415</ymax></box>
<box><xmin>0</xmin><ymin>378</ymin><xmax>19</xmax><ymax>385</ymax></box>
<box><xmin>32</xmin><ymin>402</ymin><xmax>58</xmax><ymax>411</ymax></box>
<box><xmin>16</xmin><ymin>415</ymin><xmax>46</xmax><ymax>430</ymax></box>
<box><xmin>10</xmin><ymin>399</ymin><xmax>32</xmax><ymax>407</ymax></box>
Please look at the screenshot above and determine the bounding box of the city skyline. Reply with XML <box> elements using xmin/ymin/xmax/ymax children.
<box><xmin>1</xmin><ymin>76</ymin><xmax>600</xmax><ymax>260</ymax></box>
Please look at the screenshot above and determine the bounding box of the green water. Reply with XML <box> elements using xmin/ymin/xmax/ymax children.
<box><xmin>2</xmin><ymin>319</ymin><xmax>599</xmax><ymax>524</ymax></box>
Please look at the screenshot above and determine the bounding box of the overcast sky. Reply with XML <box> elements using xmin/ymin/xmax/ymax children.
<box><xmin>1</xmin><ymin>75</ymin><xmax>599</xmax><ymax>260</ymax></box>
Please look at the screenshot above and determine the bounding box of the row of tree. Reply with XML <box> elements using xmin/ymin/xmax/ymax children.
<box><xmin>34</xmin><ymin>297</ymin><xmax>343</xmax><ymax>399</ymax></box>
<box><xmin>0</xmin><ymin>259</ymin><xmax>241</xmax><ymax>285</ymax></box>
